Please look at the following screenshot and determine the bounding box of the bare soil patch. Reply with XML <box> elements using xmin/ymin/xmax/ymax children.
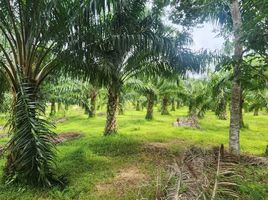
<box><xmin>95</xmin><ymin>166</ymin><xmax>148</xmax><ymax>197</ymax></box>
<box><xmin>143</xmin><ymin>139</ymin><xmax>184</xmax><ymax>155</ymax></box>
<box><xmin>53</xmin><ymin>132</ymin><xmax>82</xmax><ymax>144</ymax></box>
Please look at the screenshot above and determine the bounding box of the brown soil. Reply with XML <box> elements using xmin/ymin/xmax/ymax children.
<box><xmin>95</xmin><ymin>166</ymin><xmax>148</xmax><ymax>197</ymax></box>
<box><xmin>53</xmin><ymin>132</ymin><xmax>82</xmax><ymax>144</ymax></box>
<box><xmin>143</xmin><ymin>139</ymin><xmax>184</xmax><ymax>155</ymax></box>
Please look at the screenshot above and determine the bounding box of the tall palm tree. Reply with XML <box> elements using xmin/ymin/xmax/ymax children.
<box><xmin>172</xmin><ymin>0</ymin><xmax>242</xmax><ymax>154</ymax></box>
<box><xmin>92</xmin><ymin>1</ymin><xmax>176</xmax><ymax>135</ymax></box>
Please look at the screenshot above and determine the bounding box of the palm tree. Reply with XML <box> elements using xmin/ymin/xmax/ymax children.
<box><xmin>126</xmin><ymin>78</ymin><xmax>158</xmax><ymax>120</ymax></box>
<box><xmin>179</xmin><ymin>80</ymin><xmax>211</xmax><ymax>118</ymax></box>
<box><xmin>93</xmin><ymin>2</ymin><xmax>176</xmax><ymax>135</ymax></box>
<box><xmin>0</xmin><ymin>0</ymin><xmax>113</xmax><ymax>186</ymax></box>
<box><xmin>210</xmin><ymin>72</ymin><xmax>231</xmax><ymax>120</ymax></box>
<box><xmin>172</xmin><ymin>0</ymin><xmax>242</xmax><ymax>154</ymax></box>
<box><xmin>246</xmin><ymin>90</ymin><xmax>268</xmax><ymax>116</ymax></box>
<box><xmin>0</xmin><ymin>0</ymin><xmax>70</xmax><ymax>186</ymax></box>
<box><xmin>157</xmin><ymin>79</ymin><xmax>178</xmax><ymax>115</ymax></box>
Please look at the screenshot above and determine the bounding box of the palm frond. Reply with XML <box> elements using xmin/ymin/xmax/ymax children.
<box><xmin>4</xmin><ymin>79</ymin><xmax>58</xmax><ymax>187</ymax></box>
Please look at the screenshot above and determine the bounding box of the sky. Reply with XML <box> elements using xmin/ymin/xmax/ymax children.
<box><xmin>160</xmin><ymin>4</ymin><xmax>225</xmax><ymax>52</ymax></box>
<box><xmin>191</xmin><ymin>23</ymin><xmax>225</xmax><ymax>51</ymax></box>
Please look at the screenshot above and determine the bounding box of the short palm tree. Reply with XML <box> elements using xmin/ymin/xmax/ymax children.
<box><xmin>245</xmin><ymin>90</ymin><xmax>268</xmax><ymax>116</ymax></box>
<box><xmin>179</xmin><ymin>80</ymin><xmax>211</xmax><ymax>118</ymax></box>
<box><xmin>0</xmin><ymin>0</ymin><xmax>112</xmax><ymax>186</ymax></box>
<box><xmin>210</xmin><ymin>72</ymin><xmax>231</xmax><ymax>120</ymax></box>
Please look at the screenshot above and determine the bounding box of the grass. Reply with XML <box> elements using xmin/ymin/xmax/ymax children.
<box><xmin>0</xmin><ymin>106</ymin><xmax>267</xmax><ymax>199</ymax></box>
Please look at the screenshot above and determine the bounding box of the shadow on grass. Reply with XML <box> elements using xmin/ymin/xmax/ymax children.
<box><xmin>85</xmin><ymin>135</ymin><xmax>143</xmax><ymax>157</ymax></box>
<box><xmin>58</xmin><ymin>146</ymin><xmax>111</xmax><ymax>180</ymax></box>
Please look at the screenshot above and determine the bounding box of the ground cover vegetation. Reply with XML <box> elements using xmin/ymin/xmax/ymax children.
<box><xmin>0</xmin><ymin>0</ymin><xmax>267</xmax><ymax>199</ymax></box>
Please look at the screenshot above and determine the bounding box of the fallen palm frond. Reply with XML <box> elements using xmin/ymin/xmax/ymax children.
<box><xmin>162</xmin><ymin>145</ymin><xmax>241</xmax><ymax>200</ymax></box>
<box><xmin>240</xmin><ymin>155</ymin><xmax>268</xmax><ymax>167</ymax></box>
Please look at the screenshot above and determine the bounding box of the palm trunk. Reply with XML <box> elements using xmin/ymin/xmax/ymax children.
<box><xmin>136</xmin><ymin>100</ymin><xmax>141</xmax><ymax>111</ymax></box>
<box><xmin>229</xmin><ymin>0</ymin><xmax>243</xmax><ymax>155</ymax></box>
<box><xmin>218</xmin><ymin>98</ymin><xmax>228</xmax><ymax>120</ymax></box>
<box><xmin>64</xmin><ymin>104</ymin><xmax>69</xmax><ymax>111</ymax></box>
<box><xmin>88</xmin><ymin>89</ymin><xmax>97</xmax><ymax>118</ymax></box>
<box><xmin>161</xmin><ymin>96</ymin><xmax>169</xmax><ymax>115</ymax></box>
<box><xmin>58</xmin><ymin>101</ymin><xmax>62</xmax><ymax>112</ymax></box>
<box><xmin>176</xmin><ymin>100</ymin><xmax>180</xmax><ymax>109</ymax></box>
<box><xmin>171</xmin><ymin>98</ymin><xmax>176</xmax><ymax>111</ymax></box>
<box><xmin>145</xmin><ymin>93</ymin><xmax>154</xmax><ymax>120</ymax></box>
<box><xmin>50</xmin><ymin>100</ymin><xmax>56</xmax><ymax>116</ymax></box>
<box><xmin>188</xmin><ymin>100</ymin><xmax>197</xmax><ymax>117</ymax></box>
<box><xmin>104</xmin><ymin>86</ymin><xmax>118</xmax><ymax>136</ymax></box>
<box><xmin>253</xmin><ymin>108</ymin><xmax>259</xmax><ymax>116</ymax></box>
<box><xmin>118</xmin><ymin>96</ymin><xmax>124</xmax><ymax>115</ymax></box>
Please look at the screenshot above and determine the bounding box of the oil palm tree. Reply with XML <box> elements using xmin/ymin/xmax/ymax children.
<box><xmin>91</xmin><ymin>1</ymin><xmax>176</xmax><ymax>135</ymax></box>
<box><xmin>0</xmin><ymin>0</ymin><xmax>114</xmax><ymax>186</ymax></box>
<box><xmin>0</xmin><ymin>0</ymin><xmax>70</xmax><ymax>186</ymax></box>
<box><xmin>178</xmin><ymin>79</ymin><xmax>211</xmax><ymax>119</ymax></box>
<box><xmin>210</xmin><ymin>72</ymin><xmax>231</xmax><ymax>120</ymax></box>
<box><xmin>170</xmin><ymin>0</ymin><xmax>244</xmax><ymax>155</ymax></box>
<box><xmin>245</xmin><ymin>90</ymin><xmax>268</xmax><ymax>116</ymax></box>
<box><xmin>126</xmin><ymin>78</ymin><xmax>158</xmax><ymax>120</ymax></box>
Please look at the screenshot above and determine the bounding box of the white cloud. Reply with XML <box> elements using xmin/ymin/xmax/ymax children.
<box><xmin>191</xmin><ymin>23</ymin><xmax>224</xmax><ymax>51</ymax></box>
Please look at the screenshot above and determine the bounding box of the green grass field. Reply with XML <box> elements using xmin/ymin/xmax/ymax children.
<box><xmin>0</xmin><ymin>106</ymin><xmax>267</xmax><ymax>199</ymax></box>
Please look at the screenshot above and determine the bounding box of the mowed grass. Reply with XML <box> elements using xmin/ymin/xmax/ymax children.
<box><xmin>0</xmin><ymin>106</ymin><xmax>267</xmax><ymax>199</ymax></box>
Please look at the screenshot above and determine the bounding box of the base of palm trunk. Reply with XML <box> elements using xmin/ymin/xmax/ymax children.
<box><xmin>104</xmin><ymin>86</ymin><xmax>118</xmax><ymax>136</ymax></box>
<box><xmin>88</xmin><ymin>93</ymin><xmax>97</xmax><ymax>118</ymax></box>
<box><xmin>161</xmin><ymin>109</ymin><xmax>169</xmax><ymax>115</ymax></box>
<box><xmin>161</xmin><ymin>97</ymin><xmax>169</xmax><ymax>115</ymax></box>
<box><xmin>104</xmin><ymin>118</ymin><xmax>117</xmax><ymax>135</ymax></box>
<box><xmin>253</xmin><ymin>109</ymin><xmax>259</xmax><ymax>116</ymax></box>
<box><xmin>104</xmin><ymin>128</ymin><xmax>117</xmax><ymax>136</ymax></box>
<box><xmin>171</xmin><ymin>99</ymin><xmax>175</xmax><ymax>111</ymax></box>
<box><xmin>50</xmin><ymin>101</ymin><xmax>56</xmax><ymax>116</ymax></box>
<box><xmin>145</xmin><ymin>95</ymin><xmax>154</xmax><ymax>120</ymax></box>
<box><xmin>145</xmin><ymin>112</ymin><xmax>153</xmax><ymax>120</ymax></box>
